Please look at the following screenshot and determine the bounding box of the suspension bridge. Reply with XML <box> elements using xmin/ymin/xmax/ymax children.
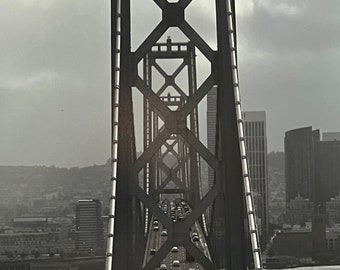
<box><xmin>105</xmin><ymin>0</ymin><xmax>262</xmax><ymax>269</ymax></box>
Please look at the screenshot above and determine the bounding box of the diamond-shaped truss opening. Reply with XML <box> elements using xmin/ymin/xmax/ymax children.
<box><xmin>157</xmin><ymin>116</ymin><xmax>165</xmax><ymax>132</ymax></box>
<box><xmin>159</xmin><ymin>29</ymin><xmax>189</xmax><ymax>45</ymax></box>
<box><xmin>180</xmin><ymin>83</ymin><xmax>217</xmax><ymax>155</ymax></box>
<box><xmin>167</xmin><ymin>138</ymin><xmax>179</xmax><ymax>153</ymax></box>
<box><xmin>174</xmin><ymin>65</ymin><xmax>189</xmax><ymax>96</ymax></box>
<box><xmin>162</xmin><ymin>152</ymin><xmax>178</xmax><ymax>168</ymax></box>
<box><xmin>194</xmin><ymin>48</ymin><xmax>212</xmax><ymax>89</ymax></box>
<box><xmin>200</xmin><ymin>157</ymin><xmax>212</xmax><ymax>199</ymax></box>
<box><xmin>151</xmin><ymin>66</ymin><xmax>167</xmax><ymax>94</ymax></box>
<box><xmin>163</xmin><ymin>180</ymin><xmax>178</xmax><ymax>189</ymax></box>
<box><xmin>155</xmin><ymin>59</ymin><xmax>185</xmax><ymax>79</ymax></box>
<box><xmin>138</xmin><ymin>168</ymin><xmax>144</xmax><ymax>189</ymax></box>
<box><xmin>131</xmin><ymin>0</ymin><xmax>162</xmax><ymax>50</ymax></box>
<box><xmin>132</xmin><ymin>87</ymin><xmax>145</xmax><ymax>151</ymax></box>
<box><xmin>185</xmin><ymin>0</ymin><xmax>217</xmax><ymax>50</ymax></box>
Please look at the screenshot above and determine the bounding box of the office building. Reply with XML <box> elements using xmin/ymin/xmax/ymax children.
<box><xmin>243</xmin><ymin>111</ymin><xmax>269</xmax><ymax>239</ymax></box>
<box><xmin>285</xmin><ymin>127</ymin><xmax>340</xmax><ymax>205</ymax></box>
<box><xmin>284</xmin><ymin>127</ymin><xmax>340</xmax><ymax>258</ymax></box>
<box><xmin>284</xmin><ymin>194</ymin><xmax>313</xmax><ymax>226</ymax></box>
<box><xmin>285</xmin><ymin>127</ymin><xmax>320</xmax><ymax>203</ymax></box>
<box><xmin>315</xmin><ymin>139</ymin><xmax>340</xmax><ymax>202</ymax></box>
<box><xmin>76</xmin><ymin>199</ymin><xmax>104</xmax><ymax>255</ymax></box>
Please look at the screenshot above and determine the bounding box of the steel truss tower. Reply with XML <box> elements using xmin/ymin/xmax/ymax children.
<box><xmin>143</xmin><ymin>38</ymin><xmax>201</xmax><ymax>207</ymax></box>
<box><xmin>106</xmin><ymin>0</ymin><xmax>262</xmax><ymax>269</ymax></box>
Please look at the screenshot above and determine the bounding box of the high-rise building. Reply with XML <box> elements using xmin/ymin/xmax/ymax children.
<box><xmin>284</xmin><ymin>127</ymin><xmax>320</xmax><ymax>203</ymax></box>
<box><xmin>76</xmin><ymin>199</ymin><xmax>104</xmax><ymax>255</ymax></box>
<box><xmin>243</xmin><ymin>111</ymin><xmax>269</xmax><ymax>240</ymax></box>
<box><xmin>315</xmin><ymin>139</ymin><xmax>340</xmax><ymax>202</ymax></box>
<box><xmin>285</xmin><ymin>127</ymin><xmax>340</xmax><ymax>204</ymax></box>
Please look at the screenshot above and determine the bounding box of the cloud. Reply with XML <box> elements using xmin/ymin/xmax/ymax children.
<box><xmin>2</xmin><ymin>71</ymin><xmax>59</xmax><ymax>92</ymax></box>
<box><xmin>0</xmin><ymin>0</ymin><xmax>111</xmax><ymax>167</ymax></box>
<box><xmin>238</xmin><ymin>0</ymin><xmax>340</xmax><ymax>54</ymax></box>
<box><xmin>236</xmin><ymin>0</ymin><xmax>340</xmax><ymax>151</ymax></box>
<box><xmin>257</xmin><ymin>0</ymin><xmax>299</xmax><ymax>16</ymax></box>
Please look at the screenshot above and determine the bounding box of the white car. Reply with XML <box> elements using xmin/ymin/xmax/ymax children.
<box><xmin>172</xmin><ymin>260</ymin><xmax>180</xmax><ymax>267</ymax></box>
<box><xmin>171</xmin><ymin>246</ymin><xmax>178</xmax><ymax>252</ymax></box>
<box><xmin>159</xmin><ymin>264</ymin><xmax>167</xmax><ymax>270</ymax></box>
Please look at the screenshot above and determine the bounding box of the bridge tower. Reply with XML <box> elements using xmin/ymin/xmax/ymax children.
<box><xmin>106</xmin><ymin>0</ymin><xmax>262</xmax><ymax>269</ymax></box>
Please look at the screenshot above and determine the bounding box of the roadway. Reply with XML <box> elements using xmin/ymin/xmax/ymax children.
<box><xmin>144</xmin><ymin>200</ymin><xmax>211</xmax><ymax>270</ymax></box>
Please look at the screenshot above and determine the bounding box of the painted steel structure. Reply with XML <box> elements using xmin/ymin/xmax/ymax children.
<box><xmin>106</xmin><ymin>0</ymin><xmax>262</xmax><ymax>269</ymax></box>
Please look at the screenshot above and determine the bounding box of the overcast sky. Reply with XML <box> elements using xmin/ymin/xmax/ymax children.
<box><xmin>0</xmin><ymin>0</ymin><xmax>339</xmax><ymax>168</ymax></box>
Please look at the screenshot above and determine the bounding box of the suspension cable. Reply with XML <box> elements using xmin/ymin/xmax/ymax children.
<box><xmin>226</xmin><ymin>0</ymin><xmax>263</xmax><ymax>269</ymax></box>
<box><xmin>105</xmin><ymin>0</ymin><xmax>122</xmax><ymax>269</ymax></box>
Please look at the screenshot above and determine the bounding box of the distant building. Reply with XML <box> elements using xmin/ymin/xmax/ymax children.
<box><xmin>285</xmin><ymin>127</ymin><xmax>320</xmax><ymax>203</ymax></box>
<box><xmin>314</xmin><ymin>139</ymin><xmax>340</xmax><ymax>202</ymax></box>
<box><xmin>326</xmin><ymin>194</ymin><xmax>340</xmax><ymax>225</ymax></box>
<box><xmin>285</xmin><ymin>127</ymin><xmax>340</xmax><ymax>212</ymax></box>
<box><xmin>272</xmin><ymin>224</ymin><xmax>340</xmax><ymax>259</ymax></box>
<box><xmin>12</xmin><ymin>217</ymin><xmax>49</xmax><ymax>229</ymax></box>
<box><xmin>76</xmin><ymin>199</ymin><xmax>104</xmax><ymax>255</ymax></box>
<box><xmin>0</xmin><ymin>257</ymin><xmax>105</xmax><ymax>270</ymax></box>
<box><xmin>284</xmin><ymin>194</ymin><xmax>313</xmax><ymax>226</ymax></box>
<box><xmin>284</xmin><ymin>127</ymin><xmax>340</xmax><ymax>259</ymax></box>
<box><xmin>0</xmin><ymin>232</ymin><xmax>60</xmax><ymax>254</ymax></box>
<box><xmin>272</xmin><ymin>229</ymin><xmax>313</xmax><ymax>258</ymax></box>
<box><xmin>243</xmin><ymin>111</ymin><xmax>269</xmax><ymax>240</ymax></box>
<box><xmin>325</xmin><ymin>224</ymin><xmax>340</xmax><ymax>252</ymax></box>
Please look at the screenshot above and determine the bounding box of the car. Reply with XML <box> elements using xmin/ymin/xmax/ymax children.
<box><xmin>171</xmin><ymin>246</ymin><xmax>178</xmax><ymax>253</ymax></box>
<box><xmin>159</xmin><ymin>264</ymin><xmax>167</xmax><ymax>270</ymax></box>
<box><xmin>150</xmin><ymin>248</ymin><xmax>156</xmax><ymax>255</ymax></box>
<box><xmin>161</xmin><ymin>230</ymin><xmax>167</xmax><ymax>236</ymax></box>
<box><xmin>153</xmin><ymin>220</ymin><xmax>159</xmax><ymax>226</ymax></box>
<box><xmin>153</xmin><ymin>226</ymin><xmax>159</xmax><ymax>231</ymax></box>
<box><xmin>192</xmin><ymin>235</ymin><xmax>199</xmax><ymax>242</ymax></box>
<box><xmin>172</xmin><ymin>260</ymin><xmax>180</xmax><ymax>267</ymax></box>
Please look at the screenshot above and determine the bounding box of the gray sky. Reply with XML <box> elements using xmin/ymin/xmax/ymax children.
<box><xmin>0</xmin><ymin>0</ymin><xmax>339</xmax><ymax>167</ymax></box>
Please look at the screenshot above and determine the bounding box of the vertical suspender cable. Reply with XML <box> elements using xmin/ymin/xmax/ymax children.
<box><xmin>226</xmin><ymin>0</ymin><xmax>263</xmax><ymax>269</ymax></box>
<box><xmin>144</xmin><ymin>55</ymin><xmax>151</xmax><ymax>236</ymax></box>
<box><xmin>105</xmin><ymin>0</ymin><xmax>122</xmax><ymax>269</ymax></box>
